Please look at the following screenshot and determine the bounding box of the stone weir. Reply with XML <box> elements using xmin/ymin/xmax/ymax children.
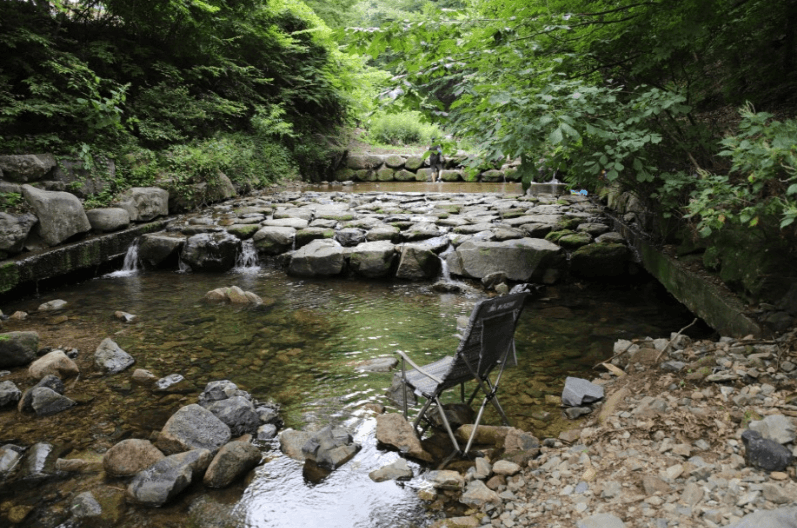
<box><xmin>0</xmin><ymin>183</ymin><xmax>767</xmax><ymax>338</ymax></box>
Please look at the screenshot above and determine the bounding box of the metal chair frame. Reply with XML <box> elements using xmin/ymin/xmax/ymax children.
<box><xmin>397</xmin><ymin>292</ymin><xmax>528</xmax><ymax>459</ymax></box>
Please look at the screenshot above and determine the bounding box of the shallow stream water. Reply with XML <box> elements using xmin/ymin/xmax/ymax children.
<box><xmin>0</xmin><ymin>185</ymin><xmax>713</xmax><ymax>528</ymax></box>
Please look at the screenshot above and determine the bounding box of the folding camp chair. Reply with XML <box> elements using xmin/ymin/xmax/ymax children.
<box><xmin>397</xmin><ymin>292</ymin><xmax>529</xmax><ymax>459</ymax></box>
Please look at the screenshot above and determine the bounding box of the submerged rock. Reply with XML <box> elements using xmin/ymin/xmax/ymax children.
<box><xmin>94</xmin><ymin>338</ymin><xmax>135</xmax><ymax>374</ymax></box>
<box><xmin>103</xmin><ymin>439</ymin><xmax>165</xmax><ymax>478</ymax></box>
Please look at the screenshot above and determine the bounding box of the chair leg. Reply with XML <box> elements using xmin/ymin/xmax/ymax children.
<box><xmin>412</xmin><ymin>397</ymin><xmax>436</xmax><ymax>435</ymax></box>
<box><xmin>434</xmin><ymin>396</ymin><xmax>461</xmax><ymax>455</ymax></box>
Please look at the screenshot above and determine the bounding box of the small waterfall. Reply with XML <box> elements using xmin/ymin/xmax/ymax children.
<box><xmin>234</xmin><ymin>239</ymin><xmax>260</xmax><ymax>273</ymax></box>
<box><xmin>106</xmin><ymin>239</ymin><xmax>140</xmax><ymax>277</ymax></box>
<box><xmin>438</xmin><ymin>245</ymin><xmax>455</xmax><ymax>281</ymax></box>
<box><xmin>177</xmin><ymin>256</ymin><xmax>191</xmax><ymax>273</ymax></box>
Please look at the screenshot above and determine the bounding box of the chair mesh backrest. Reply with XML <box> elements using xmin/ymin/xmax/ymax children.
<box><xmin>440</xmin><ymin>292</ymin><xmax>528</xmax><ymax>389</ymax></box>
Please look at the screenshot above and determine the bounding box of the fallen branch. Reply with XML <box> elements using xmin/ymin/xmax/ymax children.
<box><xmin>654</xmin><ymin>318</ymin><xmax>699</xmax><ymax>363</ymax></box>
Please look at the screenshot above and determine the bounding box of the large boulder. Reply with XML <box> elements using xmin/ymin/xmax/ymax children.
<box><xmin>0</xmin><ymin>212</ymin><xmax>37</xmax><ymax>257</ymax></box>
<box><xmin>94</xmin><ymin>338</ymin><xmax>135</xmax><ymax>374</ymax></box>
<box><xmin>568</xmin><ymin>242</ymin><xmax>631</xmax><ymax>278</ymax></box>
<box><xmin>28</xmin><ymin>349</ymin><xmax>80</xmax><ymax>380</ymax></box>
<box><xmin>375</xmin><ymin>413</ymin><xmax>433</xmax><ymax>462</ymax></box>
<box><xmin>126</xmin><ymin>449</ymin><xmax>212</xmax><ymax>506</ymax></box>
<box><xmin>85</xmin><ymin>208</ymin><xmax>130</xmax><ymax>233</ymax></box>
<box><xmin>202</xmin><ymin>441</ymin><xmax>261</xmax><ymax>488</ymax></box>
<box><xmin>155</xmin><ymin>404</ymin><xmax>231</xmax><ymax>455</ymax></box>
<box><xmin>21</xmin><ymin>184</ymin><xmax>91</xmax><ymax>247</ymax></box>
<box><xmin>0</xmin><ymin>331</ymin><xmax>39</xmax><ymax>368</ymax></box>
<box><xmin>349</xmin><ymin>241</ymin><xmax>397</xmax><ymax>278</ymax></box>
<box><xmin>288</xmin><ymin>239</ymin><xmax>345</xmax><ymax>277</ymax></box>
<box><xmin>181</xmin><ymin>232</ymin><xmax>241</xmax><ymax>272</ymax></box>
<box><xmin>741</xmin><ymin>429</ymin><xmax>793</xmax><ymax>472</ymax></box>
<box><xmin>138</xmin><ymin>232</ymin><xmax>186</xmax><ymax>268</ymax></box>
<box><xmin>116</xmin><ymin>187</ymin><xmax>168</xmax><ymax>222</ymax></box>
<box><xmin>448</xmin><ymin>238</ymin><xmax>563</xmax><ymax>281</ymax></box>
<box><xmin>395</xmin><ymin>244</ymin><xmax>440</xmax><ymax>280</ymax></box>
<box><xmin>252</xmin><ymin>226</ymin><xmax>296</xmax><ymax>255</ymax></box>
<box><xmin>103</xmin><ymin>439</ymin><xmax>165</xmax><ymax>477</ymax></box>
<box><xmin>346</xmin><ymin>154</ymin><xmax>383</xmax><ymax>170</ymax></box>
<box><xmin>0</xmin><ymin>154</ymin><xmax>56</xmax><ymax>182</ymax></box>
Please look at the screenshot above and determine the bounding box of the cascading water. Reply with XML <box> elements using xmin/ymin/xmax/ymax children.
<box><xmin>106</xmin><ymin>239</ymin><xmax>140</xmax><ymax>277</ymax></box>
<box><xmin>234</xmin><ymin>239</ymin><xmax>260</xmax><ymax>273</ymax></box>
<box><xmin>438</xmin><ymin>245</ymin><xmax>455</xmax><ymax>281</ymax></box>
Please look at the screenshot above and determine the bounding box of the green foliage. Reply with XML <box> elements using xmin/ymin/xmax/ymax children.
<box><xmin>365</xmin><ymin>110</ymin><xmax>442</xmax><ymax>145</ymax></box>
<box><xmin>0</xmin><ymin>192</ymin><xmax>26</xmax><ymax>214</ymax></box>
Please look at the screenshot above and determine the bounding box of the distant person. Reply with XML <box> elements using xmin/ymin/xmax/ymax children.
<box><xmin>428</xmin><ymin>142</ymin><xmax>444</xmax><ymax>182</ymax></box>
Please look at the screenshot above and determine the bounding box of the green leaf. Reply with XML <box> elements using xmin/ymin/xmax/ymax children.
<box><xmin>549</xmin><ymin>127</ymin><xmax>563</xmax><ymax>144</ymax></box>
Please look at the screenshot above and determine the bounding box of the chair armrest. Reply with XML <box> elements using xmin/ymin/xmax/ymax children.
<box><xmin>396</xmin><ymin>350</ymin><xmax>443</xmax><ymax>384</ymax></box>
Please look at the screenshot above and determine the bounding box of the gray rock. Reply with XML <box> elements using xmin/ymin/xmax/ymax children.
<box><xmin>71</xmin><ymin>491</ymin><xmax>102</xmax><ymax>519</ymax></box>
<box><xmin>203</xmin><ymin>441</ymin><xmax>262</xmax><ymax>488</ymax></box>
<box><xmin>335</xmin><ymin>228</ymin><xmax>367</xmax><ymax>247</ymax></box>
<box><xmin>181</xmin><ymin>232</ymin><xmax>242</xmax><ymax>272</ymax></box>
<box><xmin>256</xmin><ymin>424</ymin><xmax>277</xmax><ymax>441</ymax></box>
<box><xmin>116</xmin><ymin>187</ymin><xmax>169</xmax><ymax>222</ymax></box>
<box><xmin>723</xmin><ymin>506</ymin><xmax>797</xmax><ymax>528</ymax></box>
<box><xmin>205</xmin><ymin>396</ymin><xmax>260</xmax><ymax>437</ymax></box>
<box><xmin>198</xmin><ymin>380</ymin><xmax>250</xmax><ymax>406</ymax></box>
<box><xmin>138</xmin><ymin>232</ymin><xmax>186</xmax><ymax>268</ymax></box>
<box><xmin>154</xmin><ymin>373</ymin><xmax>192</xmax><ymax>393</ymax></box>
<box><xmin>29</xmin><ymin>387</ymin><xmax>76</xmax><ymax>416</ymax></box>
<box><xmin>365</xmin><ymin>225</ymin><xmax>400</xmax><ymax>242</ymax></box>
<box><xmin>402</xmin><ymin>222</ymin><xmax>445</xmax><ymax>241</ymax></box>
<box><xmin>155</xmin><ymin>404</ymin><xmax>231</xmax><ymax>455</ymax></box>
<box><xmin>0</xmin><ymin>380</ymin><xmax>22</xmax><ymax>407</ymax></box>
<box><xmin>0</xmin><ymin>331</ymin><xmax>39</xmax><ymax>368</ymax></box>
<box><xmin>0</xmin><ymin>445</ymin><xmax>23</xmax><ymax>477</ymax></box>
<box><xmin>429</xmin><ymin>469</ymin><xmax>465</xmax><ymax>490</ymax></box>
<box><xmin>569</xmin><ymin>242</ymin><xmax>631</xmax><ymax>278</ymax></box>
<box><xmin>288</xmin><ymin>239</ymin><xmax>345</xmax><ymax>277</ymax></box>
<box><xmin>103</xmin><ymin>439</ymin><xmax>165</xmax><ymax>477</ymax></box>
<box><xmin>460</xmin><ymin>479</ymin><xmax>501</xmax><ymax>507</ymax></box>
<box><xmin>18</xmin><ymin>375</ymin><xmax>65</xmax><ymax>412</ymax></box>
<box><xmin>127</xmin><ymin>449</ymin><xmax>212</xmax><ymax>506</ymax></box>
<box><xmin>369</xmin><ymin>458</ymin><xmax>413</xmax><ymax>482</ymax></box>
<box><xmin>0</xmin><ymin>212</ymin><xmax>37</xmax><ymax>256</ymax></box>
<box><xmin>396</xmin><ymin>244</ymin><xmax>440</xmax><ymax>280</ymax></box>
<box><xmin>375</xmin><ymin>413</ymin><xmax>432</xmax><ymax>462</ymax></box>
<box><xmin>85</xmin><ymin>208</ymin><xmax>130</xmax><ymax>232</ymax></box>
<box><xmin>38</xmin><ymin>299</ymin><xmax>67</xmax><ymax>311</ymax></box>
<box><xmin>94</xmin><ymin>338</ymin><xmax>135</xmax><ymax>374</ymax></box>
<box><xmin>301</xmin><ymin>425</ymin><xmax>360</xmax><ymax>470</ymax></box>
<box><xmin>279</xmin><ymin>429</ymin><xmax>312</xmax><ymax>461</ymax></box>
<box><xmin>252</xmin><ymin>226</ymin><xmax>296</xmax><ymax>255</ymax></box>
<box><xmin>21</xmin><ymin>184</ymin><xmax>91</xmax><ymax>246</ymax></box>
<box><xmin>748</xmin><ymin>414</ymin><xmax>796</xmax><ymax>444</ymax></box>
<box><xmin>19</xmin><ymin>442</ymin><xmax>56</xmax><ymax>481</ymax></box>
<box><xmin>577</xmin><ymin>513</ymin><xmax>626</xmax><ymax>528</ymax></box>
<box><xmin>450</xmin><ymin>238</ymin><xmax>562</xmax><ymax>281</ymax></box>
<box><xmin>349</xmin><ymin>241</ymin><xmax>397</xmax><ymax>278</ymax></box>
<box><xmin>564</xmin><ymin>406</ymin><xmax>593</xmax><ymax>419</ymax></box>
<box><xmin>562</xmin><ymin>377</ymin><xmax>604</xmax><ymax>406</ymax></box>
<box><xmin>741</xmin><ymin>429</ymin><xmax>793</xmax><ymax>472</ymax></box>
<box><xmin>0</xmin><ymin>154</ymin><xmax>56</xmax><ymax>182</ymax></box>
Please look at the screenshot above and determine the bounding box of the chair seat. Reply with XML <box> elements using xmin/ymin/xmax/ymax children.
<box><xmin>404</xmin><ymin>355</ymin><xmax>479</xmax><ymax>398</ymax></box>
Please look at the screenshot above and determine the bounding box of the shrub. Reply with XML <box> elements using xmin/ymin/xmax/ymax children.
<box><xmin>366</xmin><ymin>111</ymin><xmax>442</xmax><ymax>146</ymax></box>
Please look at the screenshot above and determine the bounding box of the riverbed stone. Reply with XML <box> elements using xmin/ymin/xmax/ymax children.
<box><xmin>0</xmin><ymin>445</ymin><xmax>23</xmax><ymax>477</ymax></box>
<box><xmin>288</xmin><ymin>238</ymin><xmax>345</xmax><ymax>277</ymax></box>
<box><xmin>181</xmin><ymin>231</ymin><xmax>241</xmax><ymax>272</ymax></box>
<box><xmin>126</xmin><ymin>449</ymin><xmax>212</xmax><ymax>506</ymax></box>
<box><xmin>375</xmin><ymin>413</ymin><xmax>433</xmax><ymax>462</ymax></box>
<box><xmin>94</xmin><ymin>338</ymin><xmax>135</xmax><ymax>374</ymax></box>
<box><xmin>28</xmin><ymin>349</ymin><xmax>79</xmax><ymax>380</ymax></box>
<box><xmin>205</xmin><ymin>396</ymin><xmax>260</xmax><ymax>437</ymax></box>
<box><xmin>369</xmin><ymin>458</ymin><xmax>413</xmax><ymax>482</ymax></box>
<box><xmin>131</xmin><ymin>369</ymin><xmax>158</xmax><ymax>386</ymax></box>
<box><xmin>21</xmin><ymin>184</ymin><xmax>91</xmax><ymax>246</ymax></box>
<box><xmin>71</xmin><ymin>491</ymin><xmax>102</xmax><ymax>520</ymax></box>
<box><xmin>103</xmin><ymin>439</ymin><xmax>165</xmax><ymax>477</ymax></box>
<box><xmin>85</xmin><ymin>207</ymin><xmax>130</xmax><ymax>232</ymax></box>
<box><xmin>0</xmin><ymin>331</ymin><xmax>39</xmax><ymax>368</ymax></box>
<box><xmin>0</xmin><ymin>154</ymin><xmax>56</xmax><ymax>182</ymax></box>
<box><xmin>576</xmin><ymin>513</ymin><xmax>626</xmax><ymax>528</ymax></box>
<box><xmin>198</xmin><ymin>380</ymin><xmax>250</xmax><ymax>406</ymax></box>
<box><xmin>19</xmin><ymin>442</ymin><xmax>56</xmax><ymax>481</ymax></box>
<box><xmin>116</xmin><ymin>187</ymin><xmax>169</xmax><ymax>222</ymax></box>
<box><xmin>18</xmin><ymin>374</ymin><xmax>64</xmax><ymax>412</ymax></box>
<box><xmin>724</xmin><ymin>506</ymin><xmax>797</xmax><ymax>528</ymax></box>
<box><xmin>449</xmin><ymin>238</ymin><xmax>562</xmax><ymax>281</ymax></box>
<box><xmin>29</xmin><ymin>386</ymin><xmax>76</xmax><ymax>416</ymax></box>
<box><xmin>335</xmin><ymin>227</ymin><xmax>367</xmax><ymax>247</ymax></box>
<box><xmin>203</xmin><ymin>440</ymin><xmax>262</xmax><ymax>488</ymax></box>
<box><xmin>279</xmin><ymin>429</ymin><xmax>312</xmax><ymax>460</ymax></box>
<box><xmin>156</xmin><ymin>404</ymin><xmax>232</xmax><ymax>455</ymax></box>
<box><xmin>0</xmin><ymin>212</ymin><xmax>37</xmax><ymax>256</ymax></box>
<box><xmin>38</xmin><ymin>299</ymin><xmax>67</xmax><ymax>311</ymax></box>
<box><xmin>301</xmin><ymin>425</ymin><xmax>361</xmax><ymax>470</ymax></box>
<box><xmin>366</xmin><ymin>225</ymin><xmax>400</xmax><ymax>242</ymax></box>
<box><xmin>252</xmin><ymin>226</ymin><xmax>296</xmax><ymax>255</ymax></box>
<box><xmin>0</xmin><ymin>380</ymin><xmax>21</xmax><ymax>407</ymax></box>
<box><xmin>349</xmin><ymin>241</ymin><xmax>397</xmax><ymax>278</ymax></box>
<box><xmin>138</xmin><ymin>232</ymin><xmax>186</xmax><ymax>268</ymax></box>
<box><xmin>460</xmin><ymin>479</ymin><xmax>501</xmax><ymax>508</ymax></box>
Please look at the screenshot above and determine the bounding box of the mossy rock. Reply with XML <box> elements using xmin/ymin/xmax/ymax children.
<box><xmin>376</xmin><ymin>167</ymin><xmax>395</xmax><ymax>181</ymax></box>
<box><xmin>545</xmin><ymin>230</ymin><xmax>575</xmax><ymax>243</ymax></box>
<box><xmin>500</xmin><ymin>209</ymin><xmax>527</xmax><ymax>220</ymax></box>
<box><xmin>557</xmin><ymin>233</ymin><xmax>592</xmax><ymax>250</ymax></box>
<box><xmin>569</xmin><ymin>242</ymin><xmax>631</xmax><ymax>278</ymax></box>
<box><xmin>225</xmin><ymin>225</ymin><xmax>259</xmax><ymax>239</ymax></box>
<box><xmin>294</xmin><ymin>228</ymin><xmax>334</xmax><ymax>248</ymax></box>
<box><xmin>555</xmin><ymin>216</ymin><xmax>583</xmax><ymax>230</ymax></box>
<box><xmin>333</xmin><ymin>168</ymin><xmax>355</xmax><ymax>182</ymax></box>
<box><xmin>353</xmin><ymin>169</ymin><xmax>376</xmax><ymax>182</ymax></box>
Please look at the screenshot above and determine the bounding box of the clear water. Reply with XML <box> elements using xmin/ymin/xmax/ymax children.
<box><xmin>0</xmin><ymin>255</ymin><xmax>711</xmax><ymax>528</ymax></box>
